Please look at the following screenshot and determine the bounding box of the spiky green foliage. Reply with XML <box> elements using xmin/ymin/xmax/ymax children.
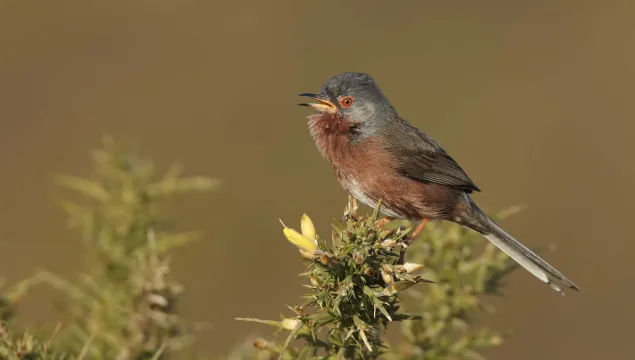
<box><xmin>239</xmin><ymin>199</ymin><xmax>520</xmax><ymax>360</ymax></box>
<box><xmin>239</xmin><ymin>198</ymin><xmax>434</xmax><ymax>359</ymax></box>
<box><xmin>386</xmin><ymin>208</ymin><xmax>520</xmax><ymax>360</ymax></box>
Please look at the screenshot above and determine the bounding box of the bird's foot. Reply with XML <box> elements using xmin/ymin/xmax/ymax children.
<box><xmin>374</xmin><ymin>217</ymin><xmax>394</xmax><ymax>228</ymax></box>
<box><xmin>398</xmin><ymin>218</ymin><xmax>429</xmax><ymax>264</ymax></box>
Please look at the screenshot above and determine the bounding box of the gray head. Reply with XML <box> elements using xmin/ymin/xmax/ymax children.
<box><xmin>299</xmin><ymin>72</ymin><xmax>397</xmax><ymax>124</ymax></box>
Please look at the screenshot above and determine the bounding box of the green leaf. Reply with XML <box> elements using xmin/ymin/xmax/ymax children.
<box><xmin>55</xmin><ymin>174</ymin><xmax>110</xmax><ymax>202</ymax></box>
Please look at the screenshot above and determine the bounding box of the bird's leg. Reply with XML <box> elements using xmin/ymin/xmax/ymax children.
<box><xmin>374</xmin><ymin>216</ymin><xmax>394</xmax><ymax>228</ymax></box>
<box><xmin>398</xmin><ymin>218</ymin><xmax>429</xmax><ymax>264</ymax></box>
<box><xmin>407</xmin><ymin>218</ymin><xmax>429</xmax><ymax>242</ymax></box>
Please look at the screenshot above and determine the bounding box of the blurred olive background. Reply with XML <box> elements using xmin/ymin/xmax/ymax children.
<box><xmin>1</xmin><ymin>0</ymin><xmax>633</xmax><ymax>359</ymax></box>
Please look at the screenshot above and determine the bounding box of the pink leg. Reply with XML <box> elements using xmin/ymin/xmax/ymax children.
<box><xmin>408</xmin><ymin>218</ymin><xmax>429</xmax><ymax>241</ymax></box>
<box><xmin>399</xmin><ymin>218</ymin><xmax>429</xmax><ymax>264</ymax></box>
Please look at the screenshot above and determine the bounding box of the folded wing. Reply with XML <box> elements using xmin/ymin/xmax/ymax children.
<box><xmin>384</xmin><ymin>118</ymin><xmax>480</xmax><ymax>193</ymax></box>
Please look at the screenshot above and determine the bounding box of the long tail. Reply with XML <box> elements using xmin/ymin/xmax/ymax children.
<box><xmin>460</xmin><ymin>198</ymin><xmax>580</xmax><ymax>294</ymax></box>
<box><xmin>482</xmin><ymin>219</ymin><xmax>579</xmax><ymax>294</ymax></box>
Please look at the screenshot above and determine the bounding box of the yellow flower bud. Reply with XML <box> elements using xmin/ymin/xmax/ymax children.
<box><xmin>300</xmin><ymin>214</ymin><xmax>316</xmax><ymax>241</ymax></box>
<box><xmin>281</xmin><ymin>220</ymin><xmax>318</xmax><ymax>254</ymax></box>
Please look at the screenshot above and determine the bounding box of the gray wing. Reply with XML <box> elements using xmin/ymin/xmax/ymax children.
<box><xmin>384</xmin><ymin>118</ymin><xmax>481</xmax><ymax>193</ymax></box>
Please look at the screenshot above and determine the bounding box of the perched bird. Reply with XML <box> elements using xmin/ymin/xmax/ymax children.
<box><xmin>298</xmin><ymin>72</ymin><xmax>579</xmax><ymax>294</ymax></box>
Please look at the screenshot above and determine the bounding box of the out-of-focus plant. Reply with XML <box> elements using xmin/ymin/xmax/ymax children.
<box><xmin>45</xmin><ymin>136</ymin><xmax>218</xmax><ymax>359</ymax></box>
<box><xmin>0</xmin><ymin>323</ymin><xmax>71</xmax><ymax>360</ymax></box>
<box><xmin>1</xmin><ymin>136</ymin><xmax>218</xmax><ymax>359</ymax></box>
<box><xmin>0</xmin><ymin>278</ymin><xmax>70</xmax><ymax>359</ymax></box>
<box><xmin>238</xmin><ymin>198</ymin><xmax>520</xmax><ymax>360</ymax></box>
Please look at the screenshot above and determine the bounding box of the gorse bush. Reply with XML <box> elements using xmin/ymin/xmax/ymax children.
<box><xmin>0</xmin><ymin>138</ymin><xmax>520</xmax><ymax>359</ymax></box>
<box><xmin>47</xmin><ymin>137</ymin><xmax>217</xmax><ymax>359</ymax></box>
<box><xmin>238</xmin><ymin>199</ymin><xmax>518</xmax><ymax>360</ymax></box>
<box><xmin>239</xmin><ymin>200</ymin><xmax>434</xmax><ymax>359</ymax></box>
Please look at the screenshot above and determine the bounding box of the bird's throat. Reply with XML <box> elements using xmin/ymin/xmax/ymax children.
<box><xmin>307</xmin><ymin>113</ymin><xmax>357</xmax><ymax>163</ymax></box>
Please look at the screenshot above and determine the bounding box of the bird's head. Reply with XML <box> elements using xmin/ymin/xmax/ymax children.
<box><xmin>298</xmin><ymin>72</ymin><xmax>397</xmax><ymax>127</ymax></box>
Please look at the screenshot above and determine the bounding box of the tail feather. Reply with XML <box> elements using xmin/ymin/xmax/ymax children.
<box><xmin>483</xmin><ymin>220</ymin><xmax>579</xmax><ymax>294</ymax></box>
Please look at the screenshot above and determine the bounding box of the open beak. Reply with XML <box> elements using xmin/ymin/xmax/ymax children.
<box><xmin>298</xmin><ymin>93</ymin><xmax>336</xmax><ymax>113</ymax></box>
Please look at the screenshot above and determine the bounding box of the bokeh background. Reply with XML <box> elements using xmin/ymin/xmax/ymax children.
<box><xmin>1</xmin><ymin>1</ymin><xmax>633</xmax><ymax>359</ymax></box>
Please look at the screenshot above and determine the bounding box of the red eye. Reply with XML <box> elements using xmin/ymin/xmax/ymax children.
<box><xmin>340</xmin><ymin>96</ymin><xmax>354</xmax><ymax>108</ymax></box>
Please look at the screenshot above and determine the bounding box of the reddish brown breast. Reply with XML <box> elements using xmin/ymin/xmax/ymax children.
<box><xmin>308</xmin><ymin>113</ymin><xmax>455</xmax><ymax>220</ymax></box>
